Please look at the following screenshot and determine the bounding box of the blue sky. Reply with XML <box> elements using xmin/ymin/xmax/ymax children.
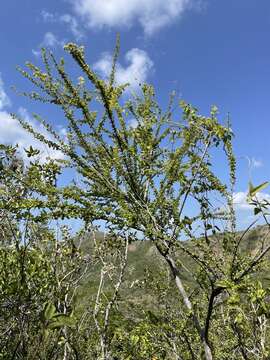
<box><xmin>0</xmin><ymin>0</ymin><xmax>270</xmax><ymax>227</ymax></box>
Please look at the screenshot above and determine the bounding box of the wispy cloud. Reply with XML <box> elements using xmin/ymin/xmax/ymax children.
<box><xmin>41</xmin><ymin>10</ymin><xmax>84</xmax><ymax>41</ymax></box>
<box><xmin>41</xmin><ymin>10</ymin><xmax>55</xmax><ymax>22</ymax></box>
<box><xmin>0</xmin><ymin>77</ymin><xmax>65</xmax><ymax>162</ymax></box>
<box><xmin>93</xmin><ymin>48</ymin><xmax>154</xmax><ymax>90</ymax></box>
<box><xmin>42</xmin><ymin>32</ymin><xmax>63</xmax><ymax>47</ymax></box>
<box><xmin>0</xmin><ymin>108</ymin><xmax>65</xmax><ymax>163</ymax></box>
<box><xmin>59</xmin><ymin>14</ymin><xmax>84</xmax><ymax>40</ymax></box>
<box><xmin>0</xmin><ymin>74</ymin><xmax>11</xmax><ymax>110</ymax></box>
<box><xmin>251</xmin><ymin>157</ymin><xmax>263</xmax><ymax>169</ymax></box>
<box><xmin>71</xmin><ymin>0</ymin><xmax>193</xmax><ymax>36</ymax></box>
<box><xmin>32</xmin><ymin>32</ymin><xmax>65</xmax><ymax>57</ymax></box>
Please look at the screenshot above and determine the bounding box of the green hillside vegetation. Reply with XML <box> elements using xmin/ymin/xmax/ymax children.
<box><xmin>74</xmin><ymin>225</ymin><xmax>270</xmax><ymax>358</ymax></box>
<box><xmin>76</xmin><ymin>224</ymin><xmax>270</xmax><ymax>311</ymax></box>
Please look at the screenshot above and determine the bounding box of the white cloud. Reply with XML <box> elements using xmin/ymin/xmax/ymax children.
<box><xmin>59</xmin><ymin>14</ymin><xmax>84</xmax><ymax>40</ymax></box>
<box><xmin>43</xmin><ymin>32</ymin><xmax>62</xmax><ymax>47</ymax></box>
<box><xmin>41</xmin><ymin>10</ymin><xmax>84</xmax><ymax>40</ymax></box>
<box><xmin>0</xmin><ymin>108</ymin><xmax>65</xmax><ymax>163</ymax></box>
<box><xmin>233</xmin><ymin>191</ymin><xmax>270</xmax><ymax>211</ymax></box>
<box><xmin>0</xmin><ymin>75</ymin><xmax>64</xmax><ymax>162</ymax></box>
<box><xmin>71</xmin><ymin>0</ymin><xmax>192</xmax><ymax>35</ymax></box>
<box><xmin>93</xmin><ymin>48</ymin><xmax>154</xmax><ymax>90</ymax></box>
<box><xmin>32</xmin><ymin>32</ymin><xmax>65</xmax><ymax>57</ymax></box>
<box><xmin>0</xmin><ymin>74</ymin><xmax>11</xmax><ymax>110</ymax></box>
<box><xmin>128</xmin><ymin>118</ymin><xmax>139</xmax><ymax>129</ymax></box>
<box><xmin>251</xmin><ymin>157</ymin><xmax>263</xmax><ymax>169</ymax></box>
<box><xmin>41</xmin><ymin>10</ymin><xmax>55</xmax><ymax>22</ymax></box>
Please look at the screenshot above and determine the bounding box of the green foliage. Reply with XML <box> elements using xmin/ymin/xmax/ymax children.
<box><xmin>0</xmin><ymin>225</ymin><xmax>87</xmax><ymax>358</ymax></box>
<box><xmin>0</xmin><ymin>155</ymin><xmax>88</xmax><ymax>358</ymax></box>
<box><xmin>1</xmin><ymin>40</ymin><xmax>270</xmax><ymax>359</ymax></box>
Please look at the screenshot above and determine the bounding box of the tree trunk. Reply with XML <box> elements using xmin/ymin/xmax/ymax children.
<box><xmin>163</xmin><ymin>252</ymin><xmax>213</xmax><ymax>360</ymax></box>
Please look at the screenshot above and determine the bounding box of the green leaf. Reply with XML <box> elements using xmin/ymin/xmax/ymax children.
<box><xmin>48</xmin><ymin>314</ymin><xmax>76</xmax><ymax>329</ymax></box>
<box><xmin>24</xmin><ymin>145</ymin><xmax>40</xmax><ymax>157</ymax></box>
<box><xmin>44</xmin><ymin>301</ymin><xmax>56</xmax><ymax>321</ymax></box>
<box><xmin>216</xmin><ymin>278</ymin><xmax>233</xmax><ymax>290</ymax></box>
<box><xmin>248</xmin><ymin>181</ymin><xmax>269</xmax><ymax>198</ymax></box>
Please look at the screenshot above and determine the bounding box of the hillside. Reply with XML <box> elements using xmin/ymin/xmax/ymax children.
<box><xmin>75</xmin><ymin>224</ymin><xmax>270</xmax><ymax>315</ymax></box>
